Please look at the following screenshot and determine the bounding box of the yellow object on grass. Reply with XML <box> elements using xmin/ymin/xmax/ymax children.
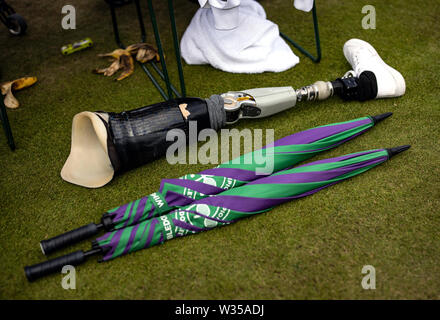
<box><xmin>0</xmin><ymin>77</ymin><xmax>37</xmax><ymax>109</ymax></box>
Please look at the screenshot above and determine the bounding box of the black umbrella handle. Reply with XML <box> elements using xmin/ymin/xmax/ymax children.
<box><xmin>25</xmin><ymin>250</ymin><xmax>87</xmax><ymax>282</ymax></box>
<box><xmin>40</xmin><ymin>215</ymin><xmax>113</xmax><ymax>255</ymax></box>
<box><xmin>24</xmin><ymin>248</ymin><xmax>101</xmax><ymax>281</ymax></box>
<box><xmin>40</xmin><ymin>223</ymin><xmax>102</xmax><ymax>255</ymax></box>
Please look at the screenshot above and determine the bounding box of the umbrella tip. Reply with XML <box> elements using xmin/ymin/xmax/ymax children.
<box><xmin>371</xmin><ymin>112</ymin><xmax>393</xmax><ymax>124</ymax></box>
<box><xmin>387</xmin><ymin>145</ymin><xmax>411</xmax><ymax>158</ymax></box>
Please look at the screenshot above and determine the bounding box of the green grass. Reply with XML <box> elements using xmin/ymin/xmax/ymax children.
<box><xmin>0</xmin><ymin>0</ymin><xmax>439</xmax><ymax>299</ymax></box>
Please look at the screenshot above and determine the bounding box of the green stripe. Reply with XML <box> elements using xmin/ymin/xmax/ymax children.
<box><xmin>129</xmin><ymin>224</ymin><xmax>147</xmax><ymax>254</ymax></box>
<box><xmin>112</xmin><ymin>227</ymin><xmax>133</xmax><ymax>259</ymax></box>
<box><xmin>121</xmin><ymin>201</ymin><xmax>133</xmax><ymax>223</ymax></box>
<box><xmin>313</xmin><ymin>116</ymin><xmax>370</xmax><ymax>128</ymax></box>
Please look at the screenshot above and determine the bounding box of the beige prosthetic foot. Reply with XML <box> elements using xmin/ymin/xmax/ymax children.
<box><xmin>61</xmin><ymin>112</ymin><xmax>115</xmax><ymax>188</ymax></box>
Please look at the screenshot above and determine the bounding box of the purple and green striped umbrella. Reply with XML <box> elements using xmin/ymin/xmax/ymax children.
<box><xmin>25</xmin><ymin>145</ymin><xmax>409</xmax><ymax>280</ymax></box>
<box><xmin>40</xmin><ymin>113</ymin><xmax>391</xmax><ymax>255</ymax></box>
<box><xmin>94</xmin><ymin>145</ymin><xmax>409</xmax><ymax>261</ymax></box>
<box><xmin>99</xmin><ymin>113</ymin><xmax>393</xmax><ymax>230</ymax></box>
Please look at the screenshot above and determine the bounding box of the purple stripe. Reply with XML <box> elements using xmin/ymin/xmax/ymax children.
<box><xmin>172</xmin><ymin>219</ymin><xmax>209</xmax><ymax>232</ymax></box>
<box><xmin>277</xmin><ymin>129</ymin><xmax>371</xmax><ymax>155</ymax></box>
<box><xmin>200</xmin><ymin>167</ymin><xmax>258</xmax><ymax>181</ymax></box>
<box><xmin>122</xmin><ymin>224</ymin><xmax>140</xmax><ymax>255</ymax></box>
<box><xmin>147</xmin><ymin>204</ymin><xmax>155</xmax><ymax>219</ymax></box>
<box><xmin>110</xmin><ymin>203</ymin><xmax>129</xmax><ymax>223</ymax></box>
<box><xmin>271</xmin><ymin>118</ymin><xmax>371</xmax><ymax>147</ymax></box>
<box><xmin>95</xmin><ymin>231</ymin><xmax>112</xmax><ymax>243</ymax></box>
<box><xmin>161</xmin><ymin>178</ymin><xmax>225</xmax><ymax>195</ymax></box>
<box><xmin>295</xmin><ymin>150</ymin><xmax>383</xmax><ymax>168</ymax></box>
<box><xmin>144</xmin><ymin>218</ymin><xmax>159</xmax><ymax>249</ymax></box>
<box><xmin>164</xmin><ymin>191</ymin><xmax>199</xmax><ymax>207</ymax></box>
<box><xmin>122</xmin><ymin>202</ymin><xmax>133</xmax><ymax>227</ymax></box>
<box><xmin>139</xmin><ymin>219</ymin><xmax>151</xmax><ymax>240</ymax></box>
<box><xmin>249</xmin><ymin>157</ymin><xmax>387</xmax><ymax>185</ymax></box>
<box><xmin>102</xmin><ymin>229</ymin><xmax>123</xmax><ymax>260</ymax></box>
<box><xmin>194</xmin><ymin>195</ymin><xmax>305</xmax><ymax>212</ymax></box>
<box><xmin>131</xmin><ymin>196</ymin><xmax>148</xmax><ymax>225</ymax></box>
<box><xmin>193</xmin><ymin>191</ymin><xmax>322</xmax><ymax>213</ymax></box>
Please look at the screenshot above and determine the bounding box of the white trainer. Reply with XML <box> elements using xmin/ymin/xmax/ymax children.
<box><xmin>343</xmin><ymin>39</ymin><xmax>406</xmax><ymax>99</ymax></box>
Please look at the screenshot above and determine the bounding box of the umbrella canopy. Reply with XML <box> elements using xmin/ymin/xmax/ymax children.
<box><xmin>107</xmin><ymin>113</ymin><xmax>391</xmax><ymax>230</ymax></box>
<box><xmin>40</xmin><ymin>113</ymin><xmax>391</xmax><ymax>255</ymax></box>
<box><xmin>26</xmin><ymin>145</ymin><xmax>409</xmax><ymax>281</ymax></box>
<box><xmin>95</xmin><ymin>145</ymin><xmax>409</xmax><ymax>261</ymax></box>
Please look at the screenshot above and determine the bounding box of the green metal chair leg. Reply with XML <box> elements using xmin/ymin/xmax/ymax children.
<box><xmin>0</xmin><ymin>97</ymin><xmax>15</xmax><ymax>151</ymax></box>
<box><xmin>106</xmin><ymin>0</ymin><xmax>185</xmax><ymax>100</ymax></box>
<box><xmin>108</xmin><ymin>0</ymin><xmax>168</xmax><ymax>99</ymax></box>
<box><xmin>280</xmin><ymin>1</ymin><xmax>321</xmax><ymax>63</ymax></box>
<box><xmin>147</xmin><ymin>0</ymin><xmax>173</xmax><ymax>100</ymax></box>
<box><xmin>167</xmin><ymin>0</ymin><xmax>186</xmax><ymax>97</ymax></box>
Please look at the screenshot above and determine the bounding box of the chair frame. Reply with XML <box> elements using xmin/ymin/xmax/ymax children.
<box><xmin>280</xmin><ymin>1</ymin><xmax>321</xmax><ymax>63</ymax></box>
<box><xmin>0</xmin><ymin>96</ymin><xmax>15</xmax><ymax>150</ymax></box>
<box><xmin>106</xmin><ymin>0</ymin><xmax>186</xmax><ymax>100</ymax></box>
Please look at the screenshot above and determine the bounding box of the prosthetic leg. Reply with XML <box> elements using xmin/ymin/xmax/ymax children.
<box><xmin>62</xmin><ymin>39</ymin><xmax>405</xmax><ymax>188</ymax></box>
<box><xmin>61</xmin><ymin>96</ymin><xmax>225</xmax><ymax>188</ymax></box>
<box><xmin>61</xmin><ymin>70</ymin><xmax>380</xmax><ymax>188</ymax></box>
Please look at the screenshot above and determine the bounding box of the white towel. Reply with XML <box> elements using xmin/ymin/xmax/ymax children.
<box><xmin>294</xmin><ymin>0</ymin><xmax>314</xmax><ymax>12</ymax></box>
<box><xmin>198</xmin><ymin>0</ymin><xmax>241</xmax><ymax>30</ymax></box>
<box><xmin>181</xmin><ymin>0</ymin><xmax>299</xmax><ymax>73</ymax></box>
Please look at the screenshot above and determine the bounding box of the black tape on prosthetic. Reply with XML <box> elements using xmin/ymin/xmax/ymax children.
<box><xmin>106</xmin><ymin>97</ymin><xmax>224</xmax><ymax>173</ymax></box>
<box><xmin>331</xmin><ymin>71</ymin><xmax>377</xmax><ymax>101</ymax></box>
<box><xmin>95</xmin><ymin>113</ymin><xmax>122</xmax><ymax>175</ymax></box>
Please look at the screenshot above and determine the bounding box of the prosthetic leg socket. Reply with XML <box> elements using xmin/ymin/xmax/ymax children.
<box><xmin>61</xmin><ymin>96</ymin><xmax>225</xmax><ymax>188</ymax></box>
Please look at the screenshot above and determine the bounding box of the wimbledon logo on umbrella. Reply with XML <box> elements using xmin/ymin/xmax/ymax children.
<box><xmin>170</xmin><ymin>204</ymin><xmax>231</xmax><ymax>238</ymax></box>
<box><xmin>181</xmin><ymin>174</ymin><xmax>237</xmax><ymax>199</ymax></box>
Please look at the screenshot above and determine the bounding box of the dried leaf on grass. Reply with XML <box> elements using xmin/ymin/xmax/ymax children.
<box><xmin>93</xmin><ymin>43</ymin><xmax>159</xmax><ymax>81</ymax></box>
